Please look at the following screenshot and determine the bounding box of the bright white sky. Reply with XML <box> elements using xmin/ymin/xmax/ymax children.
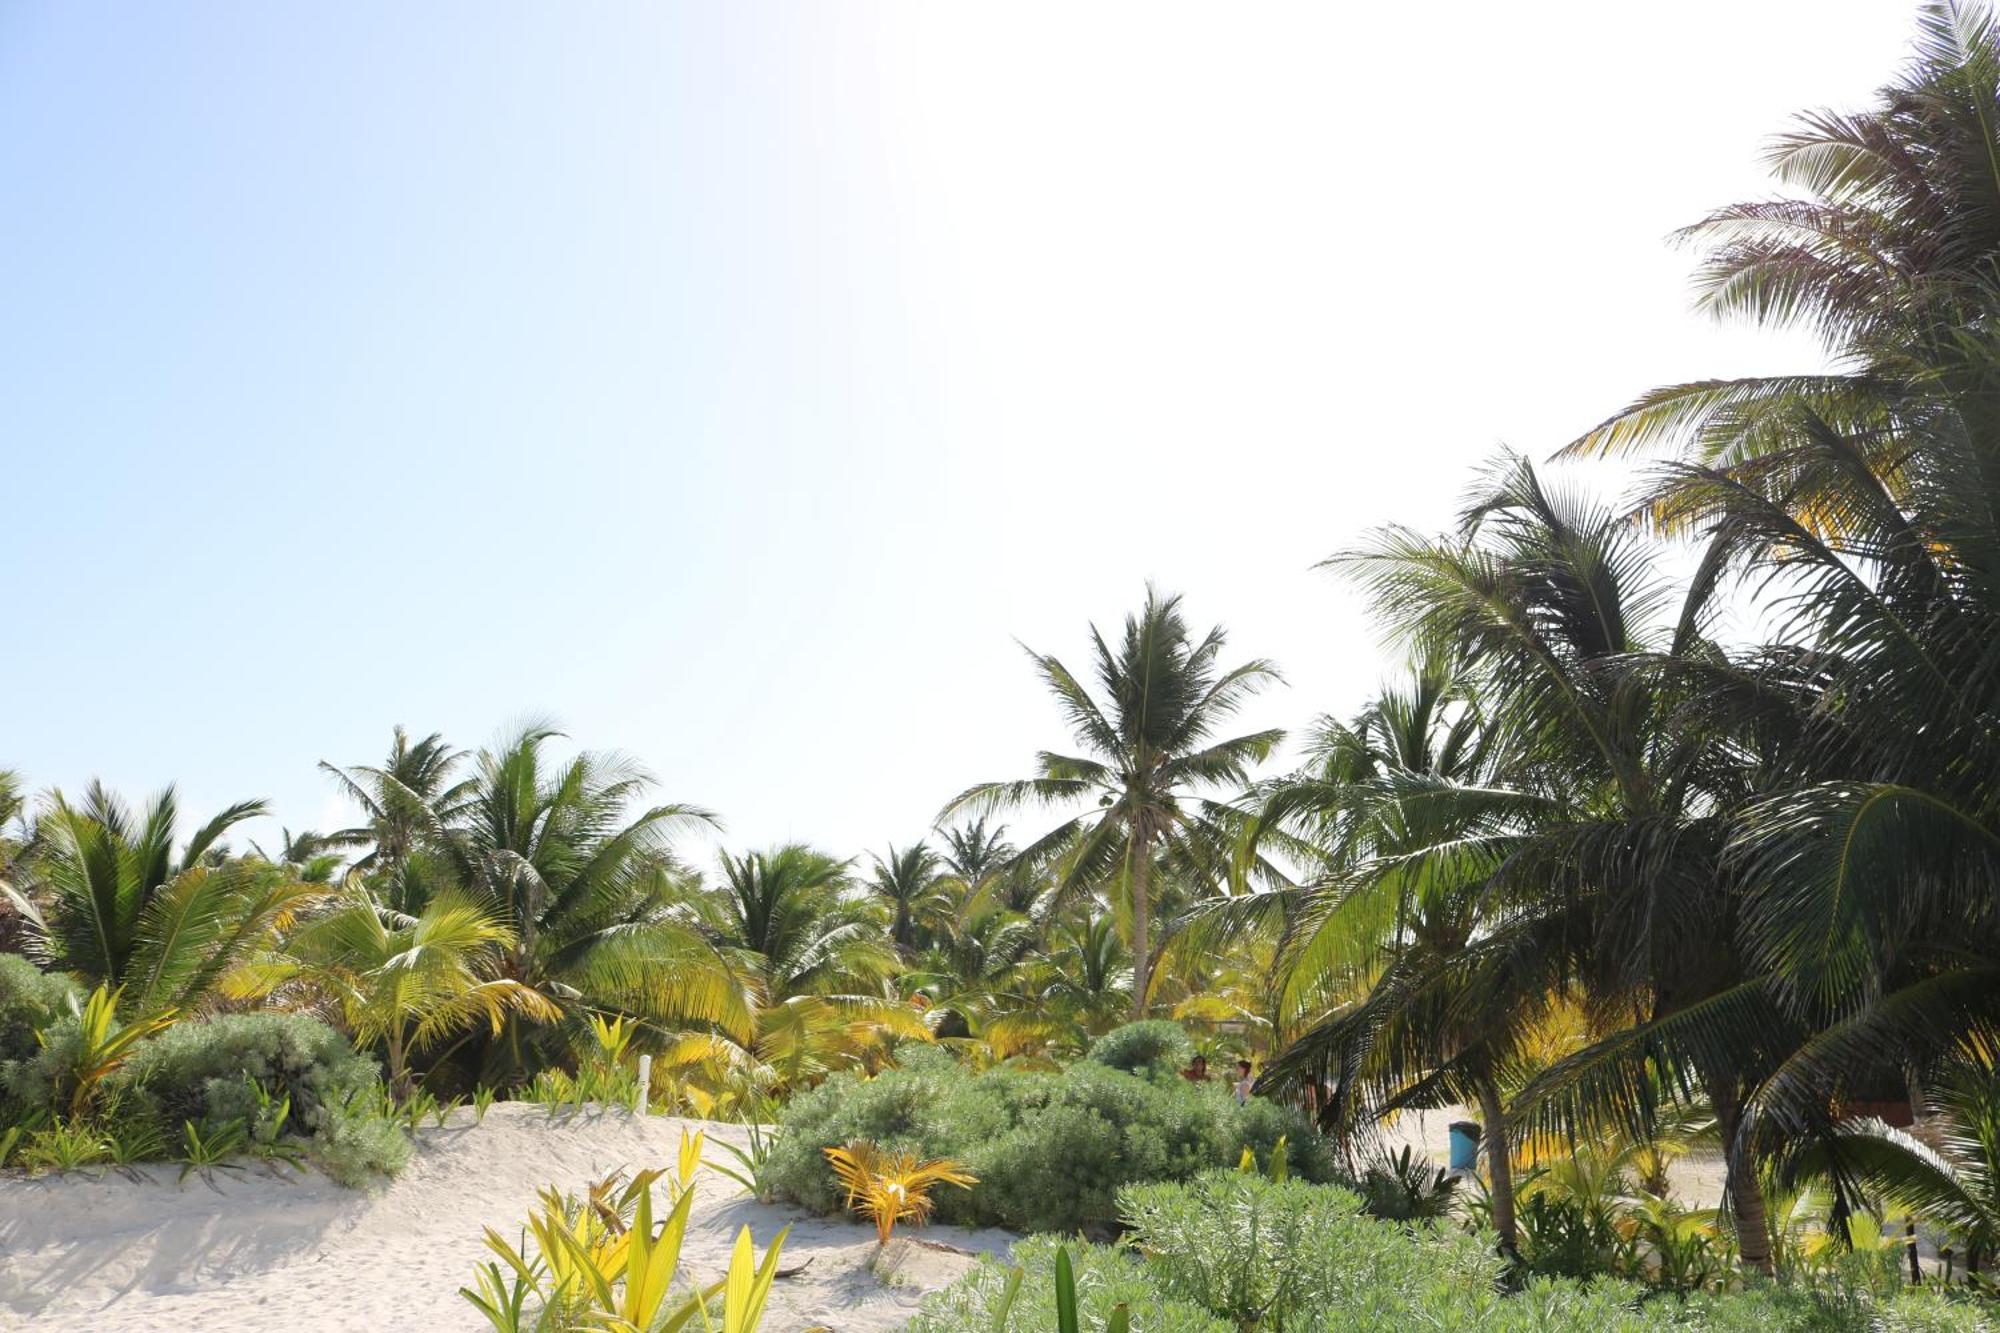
<box><xmin>0</xmin><ymin>2</ymin><xmax>1920</xmax><ymax>862</ymax></box>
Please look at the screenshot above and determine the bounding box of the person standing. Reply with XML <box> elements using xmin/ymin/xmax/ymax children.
<box><xmin>1231</xmin><ymin>1059</ymin><xmax>1255</xmax><ymax>1106</ymax></box>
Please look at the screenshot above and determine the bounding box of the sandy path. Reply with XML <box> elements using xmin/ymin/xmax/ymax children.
<box><xmin>0</xmin><ymin>1104</ymin><xmax>1014</xmax><ymax>1333</ymax></box>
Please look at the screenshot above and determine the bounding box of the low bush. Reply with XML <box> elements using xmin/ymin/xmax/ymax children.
<box><xmin>312</xmin><ymin>1090</ymin><xmax>415</xmax><ymax>1185</ymax></box>
<box><xmin>118</xmin><ymin>1012</ymin><xmax>382</xmax><ymax>1131</ymax></box>
<box><xmin>1083</xmin><ymin>1020</ymin><xmax>1194</xmax><ymax>1079</ymax></box>
<box><xmin>912</xmin><ymin>1173</ymin><xmax>1994</xmax><ymax>1333</ymax></box>
<box><xmin>765</xmin><ymin>1046</ymin><xmax>1336</xmax><ymax>1232</ymax></box>
<box><xmin>0</xmin><ymin>955</ymin><xmax>76</xmax><ymax>1064</ymax></box>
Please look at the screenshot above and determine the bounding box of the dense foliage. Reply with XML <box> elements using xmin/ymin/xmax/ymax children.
<box><xmin>764</xmin><ymin>1043</ymin><xmax>1333</xmax><ymax>1232</ymax></box>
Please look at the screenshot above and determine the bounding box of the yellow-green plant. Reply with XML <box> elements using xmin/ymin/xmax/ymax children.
<box><xmin>589</xmin><ymin>1013</ymin><xmax>634</xmax><ymax>1065</ymax></box>
<box><xmin>57</xmin><ymin>985</ymin><xmax>176</xmax><ymax>1117</ymax></box>
<box><xmin>823</xmin><ymin>1140</ymin><xmax>977</xmax><ymax>1246</ymax></box>
<box><xmin>461</xmin><ymin>1168</ymin><xmax>788</xmax><ymax>1333</ymax></box>
<box><xmin>674</xmin><ymin>1127</ymin><xmax>707</xmax><ymax>1199</ymax></box>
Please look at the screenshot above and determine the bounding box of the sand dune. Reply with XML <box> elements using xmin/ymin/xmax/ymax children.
<box><xmin>0</xmin><ymin>1104</ymin><xmax>1014</xmax><ymax>1333</ymax></box>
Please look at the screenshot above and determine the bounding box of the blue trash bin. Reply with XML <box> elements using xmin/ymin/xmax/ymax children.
<box><xmin>1448</xmin><ymin>1120</ymin><xmax>1482</xmax><ymax>1173</ymax></box>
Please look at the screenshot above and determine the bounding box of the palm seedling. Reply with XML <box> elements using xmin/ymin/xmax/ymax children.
<box><xmin>823</xmin><ymin>1141</ymin><xmax>978</xmax><ymax>1246</ymax></box>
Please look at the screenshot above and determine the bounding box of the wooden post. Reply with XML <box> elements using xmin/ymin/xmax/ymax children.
<box><xmin>1907</xmin><ymin>1217</ymin><xmax>1921</xmax><ymax>1285</ymax></box>
<box><xmin>636</xmin><ymin>1054</ymin><xmax>652</xmax><ymax>1114</ymax></box>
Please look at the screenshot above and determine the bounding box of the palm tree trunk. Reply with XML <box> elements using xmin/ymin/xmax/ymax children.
<box><xmin>1475</xmin><ymin>1074</ymin><xmax>1518</xmax><ymax>1256</ymax></box>
<box><xmin>1129</xmin><ymin>827</ymin><xmax>1152</xmax><ymax>1022</ymax></box>
<box><xmin>1727</xmin><ymin>1157</ymin><xmax>1774</xmax><ymax>1275</ymax></box>
<box><xmin>387</xmin><ymin>1024</ymin><xmax>411</xmax><ymax>1100</ymax></box>
<box><xmin>1707</xmin><ymin>1075</ymin><xmax>1774</xmax><ymax>1275</ymax></box>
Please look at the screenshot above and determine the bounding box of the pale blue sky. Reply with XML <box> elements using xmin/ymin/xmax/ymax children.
<box><xmin>0</xmin><ymin>2</ymin><xmax>1916</xmax><ymax>859</ymax></box>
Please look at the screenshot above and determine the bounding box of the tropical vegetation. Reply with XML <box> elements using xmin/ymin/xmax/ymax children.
<box><xmin>8</xmin><ymin>6</ymin><xmax>2000</xmax><ymax>1328</ymax></box>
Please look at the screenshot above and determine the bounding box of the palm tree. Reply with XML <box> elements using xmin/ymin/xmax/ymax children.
<box><xmin>1250</xmin><ymin>656</ymin><xmax>1557</xmax><ymax>1252</ymax></box>
<box><xmin>238</xmin><ymin>882</ymin><xmax>560</xmax><ymax>1096</ymax></box>
<box><xmin>1031</xmin><ymin>913</ymin><xmax>1133</xmax><ymax>1041</ymax></box>
<box><xmin>1564</xmin><ymin>0</ymin><xmax>2000</xmax><ymax>502</ymax></box>
<box><xmin>0</xmin><ymin>770</ymin><xmax>31</xmax><ymax>956</ymax></box>
<box><xmin>866</xmin><ymin>842</ymin><xmax>948</xmax><ymax>955</ymax></box>
<box><xmin>703</xmin><ymin>845</ymin><xmax>892</xmax><ymax>1003</ymax></box>
<box><xmin>5</xmin><ymin>783</ymin><xmax>314</xmax><ymax>1015</ymax></box>
<box><xmin>430</xmin><ymin>725</ymin><xmax>744</xmax><ymax>1083</ymax></box>
<box><xmin>944</xmin><ymin>588</ymin><xmax>1282</xmax><ymax>1020</ymax></box>
<box><xmin>320</xmin><ymin>727</ymin><xmax>474</xmax><ymax>872</ymax></box>
<box><xmin>1300</xmin><ymin>457</ymin><xmax>1797</xmax><ymax>1268</ymax></box>
<box><xmin>672</xmin><ymin>845</ymin><xmax>912</xmax><ymax>1095</ymax></box>
<box><xmin>905</xmin><ymin>892</ymin><xmax>1040</xmax><ymax>1044</ymax></box>
<box><xmin>1776</xmin><ymin>1056</ymin><xmax>2000</xmax><ymax>1281</ymax></box>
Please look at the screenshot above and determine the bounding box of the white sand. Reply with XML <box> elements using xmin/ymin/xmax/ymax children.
<box><xmin>0</xmin><ymin>1104</ymin><xmax>1014</xmax><ymax>1333</ymax></box>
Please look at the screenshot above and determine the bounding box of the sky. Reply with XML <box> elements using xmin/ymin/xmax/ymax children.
<box><xmin>0</xmin><ymin>1</ymin><xmax>1925</xmax><ymax>865</ymax></box>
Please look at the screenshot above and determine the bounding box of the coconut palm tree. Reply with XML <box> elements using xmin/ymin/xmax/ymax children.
<box><xmin>944</xmin><ymin>588</ymin><xmax>1282</xmax><ymax>1020</ymax></box>
<box><xmin>4</xmin><ymin>783</ymin><xmax>315</xmax><ymax>1015</ymax></box>
<box><xmin>1777</xmin><ymin>1056</ymin><xmax>2000</xmax><ymax>1282</ymax></box>
<box><xmin>1248</xmin><ymin>655</ymin><xmax>1560</xmax><ymax>1253</ymax></box>
<box><xmin>0</xmin><ymin>770</ymin><xmax>31</xmax><ymax>956</ymax></box>
<box><xmin>1649</xmin><ymin>330</ymin><xmax>2000</xmax><ymax>1167</ymax></box>
<box><xmin>667</xmin><ymin>845</ymin><xmax>914</xmax><ymax>1096</ymax></box>
<box><xmin>1297</xmin><ymin>457</ymin><xmax>1798</xmax><ymax>1268</ymax></box>
<box><xmin>427</xmin><ymin>725</ymin><xmax>744</xmax><ymax>1084</ymax></box>
<box><xmin>1564</xmin><ymin>0</ymin><xmax>2000</xmax><ymax>499</ymax></box>
<box><xmin>701</xmin><ymin>845</ymin><xmax>893</xmax><ymax>1003</ymax></box>
<box><xmin>865</xmin><ymin>842</ymin><xmax>949</xmax><ymax>956</ymax></box>
<box><xmin>320</xmin><ymin>727</ymin><xmax>474</xmax><ymax>873</ymax></box>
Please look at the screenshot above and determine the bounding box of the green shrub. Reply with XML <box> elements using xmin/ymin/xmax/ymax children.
<box><xmin>1119</xmin><ymin>1170</ymin><xmax>1360</xmax><ymax>1327</ymax></box>
<box><xmin>1083</xmin><ymin>1020</ymin><xmax>1193</xmax><ymax>1078</ymax></box>
<box><xmin>0</xmin><ymin>955</ymin><xmax>77</xmax><ymax>1063</ymax></box>
<box><xmin>914</xmin><ymin>1174</ymin><xmax>1997</xmax><ymax>1333</ymax></box>
<box><xmin>312</xmin><ymin>1091</ymin><xmax>414</xmax><ymax>1186</ymax></box>
<box><xmin>766</xmin><ymin>1050</ymin><xmax>1337</xmax><ymax>1232</ymax></box>
<box><xmin>118</xmin><ymin>1012</ymin><xmax>382</xmax><ymax>1132</ymax></box>
<box><xmin>908</xmin><ymin>1234</ymin><xmax>1226</xmax><ymax>1333</ymax></box>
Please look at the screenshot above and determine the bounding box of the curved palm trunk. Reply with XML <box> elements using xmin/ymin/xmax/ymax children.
<box><xmin>1726</xmin><ymin>1155</ymin><xmax>1773</xmax><ymax>1275</ymax></box>
<box><xmin>1707</xmin><ymin>1075</ymin><xmax>1774</xmax><ymax>1275</ymax></box>
<box><xmin>1129</xmin><ymin>827</ymin><xmax>1153</xmax><ymax>1021</ymax></box>
<box><xmin>1475</xmin><ymin>1074</ymin><xmax>1518</xmax><ymax>1256</ymax></box>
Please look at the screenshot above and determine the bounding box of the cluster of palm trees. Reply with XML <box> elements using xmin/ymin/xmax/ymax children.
<box><xmin>1239</xmin><ymin>0</ymin><xmax>2000</xmax><ymax>1274</ymax></box>
<box><xmin>0</xmin><ymin>693</ymin><xmax>1259</xmax><ymax>1116</ymax></box>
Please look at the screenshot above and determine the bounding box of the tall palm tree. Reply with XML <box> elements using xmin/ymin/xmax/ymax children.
<box><xmin>944</xmin><ymin>588</ymin><xmax>1282</xmax><ymax>1020</ymax></box>
<box><xmin>1250</xmin><ymin>656</ymin><xmax>1557</xmax><ymax>1252</ymax></box>
<box><xmin>1649</xmin><ymin>328</ymin><xmax>2000</xmax><ymax>1171</ymax></box>
<box><xmin>320</xmin><ymin>727</ymin><xmax>474</xmax><ymax>873</ymax></box>
<box><xmin>1305</xmin><ymin>458</ymin><xmax>1795</xmax><ymax>1268</ymax></box>
<box><xmin>5</xmin><ymin>783</ymin><xmax>314</xmax><ymax>1015</ymax></box>
<box><xmin>866</xmin><ymin>842</ymin><xmax>949</xmax><ymax>955</ymax></box>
